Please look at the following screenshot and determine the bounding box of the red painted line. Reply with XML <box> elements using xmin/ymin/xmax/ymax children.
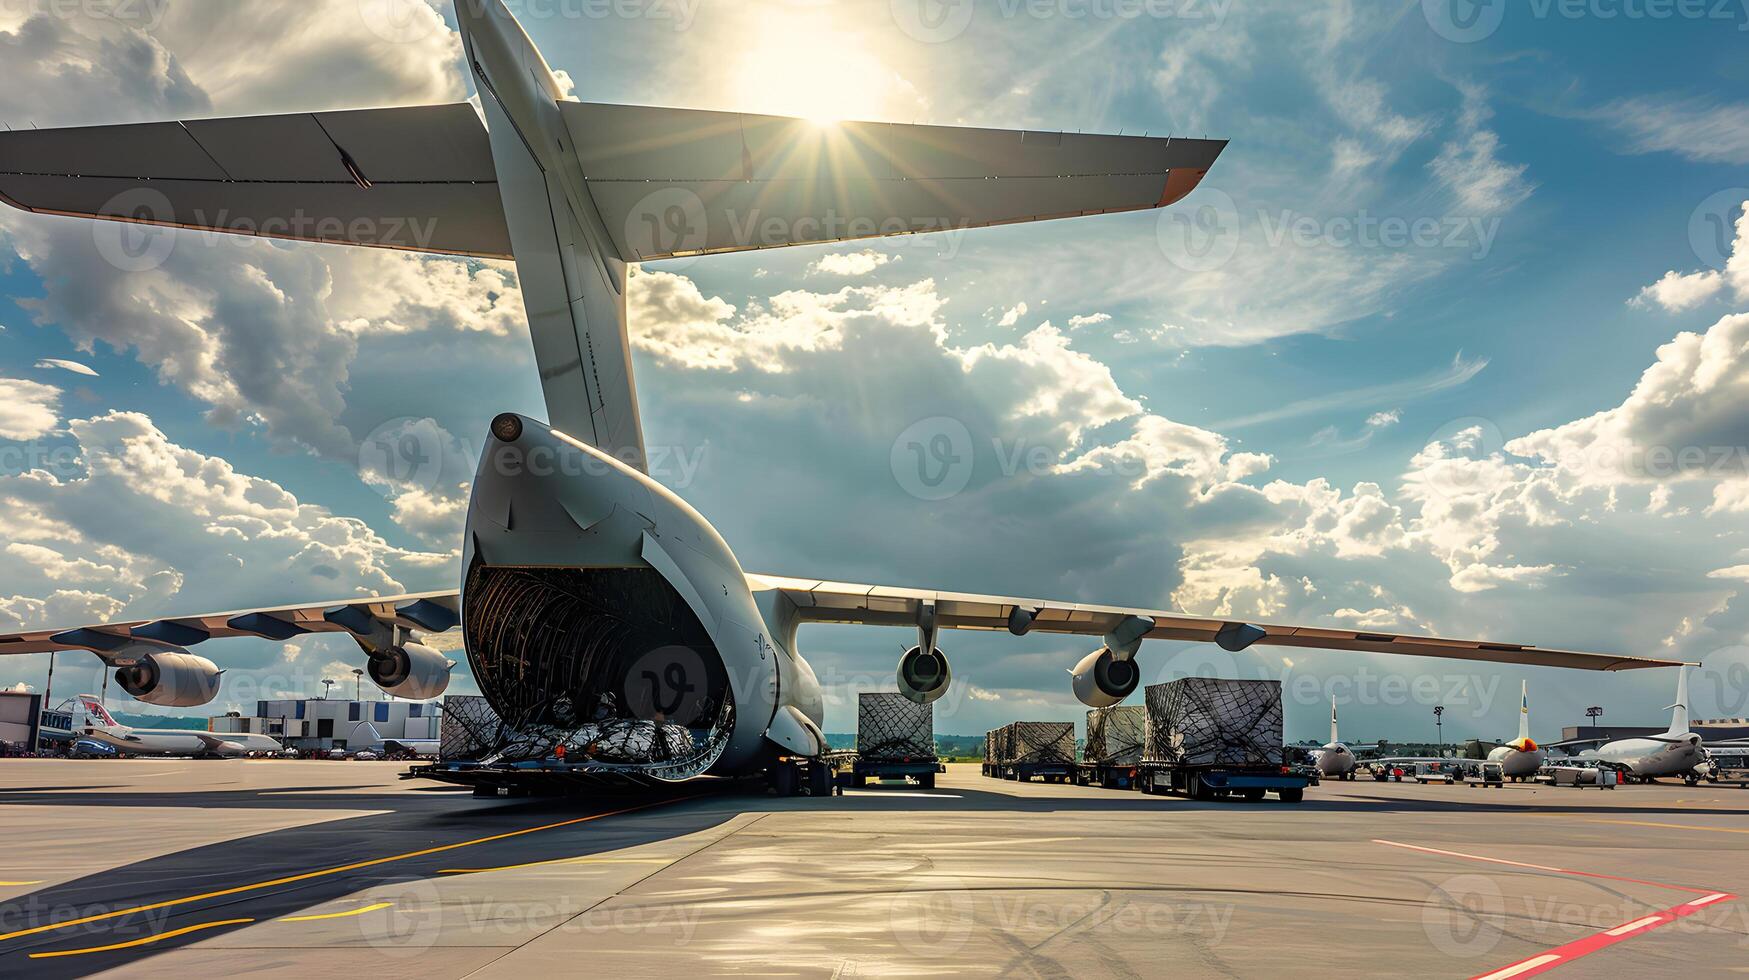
<box><xmin>1371</xmin><ymin>840</ymin><xmax>1737</xmax><ymax>979</ymax></box>
<box><xmin>1371</xmin><ymin>839</ymin><xmax>1719</xmax><ymax>894</ymax></box>
<box><xmin>1469</xmin><ymin>894</ymin><xmax>1735</xmax><ymax>980</ymax></box>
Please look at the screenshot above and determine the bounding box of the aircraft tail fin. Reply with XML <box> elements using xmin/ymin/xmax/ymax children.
<box><xmin>1330</xmin><ymin>696</ymin><xmax>1339</xmax><ymax>745</ymax></box>
<box><xmin>1518</xmin><ymin>680</ymin><xmax>1531</xmax><ymax>742</ymax></box>
<box><xmin>1665</xmin><ymin>666</ymin><xmax>1690</xmax><ymax>735</ymax></box>
<box><xmin>79</xmin><ymin>695</ymin><xmax>118</xmax><ymax>728</ymax></box>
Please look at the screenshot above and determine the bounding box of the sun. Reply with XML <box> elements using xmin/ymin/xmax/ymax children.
<box><xmin>731</xmin><ymin>17</ymin><xmax>899</xmax><ymax>124</ymax></box>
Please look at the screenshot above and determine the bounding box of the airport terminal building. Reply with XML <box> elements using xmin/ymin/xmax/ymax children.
<box><xmin>212</xmin><ymin>698</ymin><xmax>439</xmax><ymax>754</ymax></box>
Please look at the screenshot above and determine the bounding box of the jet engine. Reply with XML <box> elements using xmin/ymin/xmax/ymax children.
<box><xmin>116</xmin><ymin>650</ymin><xmax>223</xmax><ymax>707</ymax></box>
<box><xmin>1071</xmin><ymin>647</ymin><xmax>1140</xmax><ymax>708</ymax></box>
<box><xmin>367</xmin><ymin>641</ymin><xmax>454</xmax><ymax>700</ymax></box>
<box><xmin>897</xmin><ymin>645</ymin><xmax>952</xmax><ymax>704</ymax></box>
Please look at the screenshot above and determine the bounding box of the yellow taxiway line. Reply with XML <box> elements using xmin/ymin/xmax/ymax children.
<box><xmin>280</xmin><ymin>902</ymin><xmax>393</xmax><ymax>922</ymax></box>
<box><xmin>29</xmin><ymin>918</ymin><xmax>254</xmax><ymax>959</ymax></box>
<box><xmin>0</xmin><ymin>796</ymin><xmax>688</xmax><ymax>945</ymax></box>
<box><xmin>440</xmin><ymin>856</ymin><xmax>673</xmax><ymax>874</ymax></box>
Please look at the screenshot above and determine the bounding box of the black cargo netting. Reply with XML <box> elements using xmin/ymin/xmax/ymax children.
<box><xmin>856</xmin><ymin>693</ymin><xmax>934</xmax><ymax>760</ymax></box>
<box><xmin>994</xmin><ymin>721</ymin><xmax>1075</xmax><ymax>765</ymax></box>
<box><xmin>984</xmin><ymin>730</ymin><xmax>997</xmax><ymax>765</ymax></box>
<box><xmin>439</xmin><ymin>695</ymin><xmax>505</xmax><ymax>761</ymax></box>
<box><xmin>1143</xmin><ymin>678</ymin><xmax>1284</xmax><ymax>767</ymax></box>
<box><xmin>1085</xmin><ymin>705</ymin><xmax>1145</xmax><ymax>765</ymax></box>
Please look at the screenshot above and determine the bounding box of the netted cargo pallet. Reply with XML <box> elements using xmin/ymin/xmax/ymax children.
<box><xmin>1143</xmin><ymin>678</ymin><xmax>1284</xmax><ymax>767</ymax></box>
<box><xmin>1085</xmin><ymin>705</ymin><xmax>1145</xmax><ymax>766</ymax></box>
<box><xmin>984</xmin><ymin>729</ymin><xmax>998</xmax><ymax>766</ymax></box>
<box><xmin>440</xmin><ymin>695</ymin><xmax>505</xmax><ymax>761</ymax></box>
<box><xmin>999</xmin><ymin>721</ymin><xmax>1075</xmax><ymax>765</ymax></box>
<box><xmin>857</xmin><ymin>693</ymin><xmax>934</xmax><ymax>760</ymax></box>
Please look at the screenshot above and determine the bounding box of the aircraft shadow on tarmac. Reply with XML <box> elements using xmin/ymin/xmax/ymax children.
<box><xmin>2</xmin><ymin>778</ymin><xmax>1745</xmax><ymax>978</ymax></box>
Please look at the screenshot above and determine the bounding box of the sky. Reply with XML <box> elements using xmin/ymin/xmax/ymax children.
<box><xmin>1</xmin><ymin>0</ymin><xmax>1747</xmax><ymax>743</ymax></box>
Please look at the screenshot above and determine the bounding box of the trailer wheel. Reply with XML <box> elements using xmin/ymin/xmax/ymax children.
<box><xmin>770</xmin><ymin>763</ymin><xmax>799</xmax><ymax>797</ymax></box>
<box><xmin>850</xmin><ymin>774</ymin><xmax>867</xmax><ymax>788</ymax></box>
<box><xmin>1278</xmin><ymin>787</ymin><xmax>1304</xmax><ymax>803</ymax></box>
<box><xmin>1240</xmin><ymin>788</ymin><xmax>1265</xmax><ymax>802</ymax></box>
<box><xmin>1189</xmin><ymin>775</ymin><xmax>1213</xmax><ymax>802</ymax></box>
<box><xmin>807</xmin><ymin>762</ymin><xmax>832</xmax><ymax>797</ymax></box>
<box><xmin>918</xmin><ymin>772</ymin><xmax>936</xmax><ymax>789</ymax></box>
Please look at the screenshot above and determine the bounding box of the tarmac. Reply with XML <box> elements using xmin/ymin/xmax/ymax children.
<box><xmin>0</xmin><ymin>760</ymin><xmax>1745</xmax><ymax>978</ymax></box>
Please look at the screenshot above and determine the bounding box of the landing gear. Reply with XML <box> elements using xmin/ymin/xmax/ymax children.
<box><xmin>769</xmin><ymin>757</ymin><xmax>835</xmax><ymax>797</ymax></box>
<box><xmin>770</xmin><ymin>762</ymin><xmax>799</xmax><ymax>797</ymax></box>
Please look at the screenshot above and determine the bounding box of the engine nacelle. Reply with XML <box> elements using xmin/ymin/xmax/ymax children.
<box><xmin>367</xmin><ymin>642</ymin><xmax>454</xmax><ymax>700</ymax></box>
<box><xmin>897</xmin><ymin>645</ymin><xmax>952</xmax><ymax>704</ymax></box>
<box><xmin>1071</xmin><ymin>647</ymin><xmax>1140</xmax><ymax>708</ymax></box>
<box><xmin>116</xmin><ymin>650</ymin><xmax>223</xmax><ymax>708</ymax></box>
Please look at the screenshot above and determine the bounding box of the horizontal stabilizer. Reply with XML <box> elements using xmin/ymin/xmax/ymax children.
<box><xmin>0</xmin><ymin>104</ymin><xmax>511</xmax><ymax>258</ymax></box>
<box><xmin>563</xmin><ymin>102</ymin><xmax>1227</xmax><ymax>260</ymax></box>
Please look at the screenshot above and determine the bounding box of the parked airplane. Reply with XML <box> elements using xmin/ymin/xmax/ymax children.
<box><xmin>1311</xmin><ymin>697</ymin><xmax>1377</xmax><ymax>781</ymax></box>
<box><xmin>1485</xmin><ymin>681</ymin><xmax>1545</xmax><ymax>780</ymax></box>
<box><xmin>0</xmin><ymin>0</ymin><xmax>1684</xmax><ymax>795</ymax></box>
<box><xmin>1546</xmin><ymin>668</ymin><xmax>1746</xmax><ymax>784</ymax></box>
<box><xmin>58</xmin><ymin>696</ymin><xmax>283</xmax><ymax>758</ymax></box>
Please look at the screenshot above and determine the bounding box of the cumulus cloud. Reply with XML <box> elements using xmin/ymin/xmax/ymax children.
<box><xmin>0</xmin><ymin>378</ymin><xmax>61</xmax><ymax>439</ymax></box>
<box><xmin>1506</xmin><ymin>312</ymin><xmax>1749</xmax><ymax>485</ymax></box>
<box><xmin>1631</xmin><ymin>199</ymin><xmax>1748</xmax><ymax>312</ymax></box>
<box><xmin>807</xmin><ymin>250</ymin><xmax>894</xmax><ymax>277</ymax></box>
<box><xmin>1067</xmin><ymin>313</ymin><xmax>1112</xmax><ymax>329</ymax></box>
<box><xmin>0</xmin><ymin>412</ymin><xmax>454</xmax><ymax>633</ymax></box>
<box><xmin>997</xmin><ymin>302</ymin><xmax>1029</xmax><ymax>328</ymax></box>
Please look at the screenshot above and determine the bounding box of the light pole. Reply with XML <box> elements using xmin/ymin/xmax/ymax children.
<box><xmin>351</xmin><ymin>668</ymin><xmax>365</xmax><ymax>702</ymax></box>
<box><xmin>1434</xmin><ymin>705</ymin><xmax>1445</xmax><ymax>755</ymax></box>
<box><xmin>321</xmin><ymin>679</ymin><xmax>335</xmax><ymax>700</ymax></box>
<box><xmin>1586</xmin><ymin>705</ymin><xmax>1602</xmax><ymax>737</ymax></box>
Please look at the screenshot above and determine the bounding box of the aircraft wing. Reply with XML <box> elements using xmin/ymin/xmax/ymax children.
<box><xmin>0</xmin><ymin>591</ymin><xmax>459</xmax><ymax>661</ymax></box>
<box><xmin>0</xmin><ymin>103</ymin><xmax>512</xmax><ymax>258</ymax></box>
<box><xmin>562</xmin><ymin>102</ymin><xmax>1227</xmax><ymax>260</ymax></box>
<box><xmin>747</xmin><ymin>574</ymin><xmax>1682</xmax><ymax>671</ymax></box>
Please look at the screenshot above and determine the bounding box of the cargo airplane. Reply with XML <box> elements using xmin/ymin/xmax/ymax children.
<box><xmin>0</xmin><ymin>0</ymin><xmax>1686</xmax><ymax>795</ymax></box>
